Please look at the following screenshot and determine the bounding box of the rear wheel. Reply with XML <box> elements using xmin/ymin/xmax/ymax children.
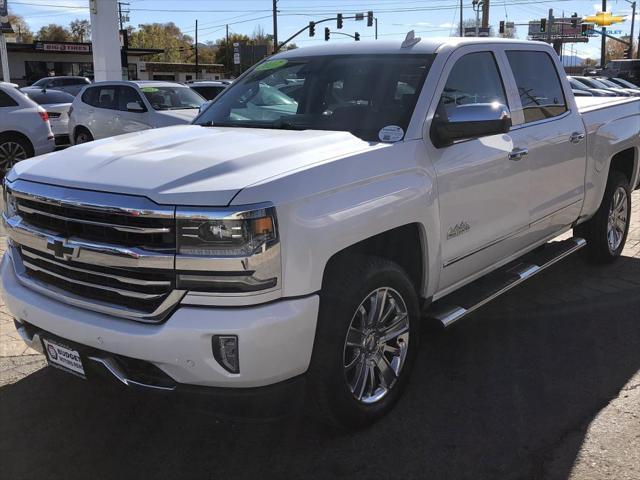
<box><xmin>308</xmin><ymin>256</ymin><xmax>420</xmax><ymax>428</ymax></box>
<box><xmin>575</xmin><ymin>171</ymin><xmax>631</xmax><ymax>263</ymax></box>
<box><xmin>74</xmin><ymin>128</ymin><xmax>93</xmax><ymax>144</ymax></box>
<box><xmin>0</xmin><ymin>134</ymin><xmax>33</xmax><ymax>178</ymax></box>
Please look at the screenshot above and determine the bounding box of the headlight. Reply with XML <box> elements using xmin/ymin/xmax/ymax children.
<box><xmin>175</xmin><ymin>204</ymin><xmax>281</xmax><ymax>294</ymax></box>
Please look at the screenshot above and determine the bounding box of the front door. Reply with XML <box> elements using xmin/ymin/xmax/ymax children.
<box><xmin>427</xmin><ymin>49</ymin><xmax>531</xmax><ymax>292</ymax></box>
<box><xmin>114</xmin><ymin>86</ymin><xmax>153</xmax><ymax>136</ymax></box>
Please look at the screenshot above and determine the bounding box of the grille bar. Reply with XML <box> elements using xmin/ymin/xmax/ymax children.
<box><xmin>17</xmin><ymin>204</ymin><xmax>171</xmax><ymax>234</ymax></box>
<box><xmin>21</xmin><ymin>248</ymin><xmax>172</xmax><ymax>288</ymax></box>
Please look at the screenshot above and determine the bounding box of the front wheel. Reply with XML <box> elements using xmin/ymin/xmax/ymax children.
<box><xmin>575</xmin><ymin>171</ymin><xmax>632</xmax><ymax>263</ymax></box>
<box><xmin>308</xmin><ymin>256</ymin><xmax>420</xmax><ymax>428</ymax></box>
<box><xmin>0</xmin><ymin>134</ymin><xmax>32</xmax><ymax>178</ymax></box>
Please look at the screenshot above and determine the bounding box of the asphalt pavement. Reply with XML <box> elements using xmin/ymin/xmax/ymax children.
<box><xmin>0</xmin><ymin>192</ymin><xmax>639</xmax><ymax>480</ymax></box>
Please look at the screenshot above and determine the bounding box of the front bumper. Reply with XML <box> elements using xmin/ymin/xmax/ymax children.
<box><xmin>0</xmin><ymin>253</ymin><xmax>319</xmax><ymax>389</ymax></box>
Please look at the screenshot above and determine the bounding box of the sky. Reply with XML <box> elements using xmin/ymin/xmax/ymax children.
<box><xmin>6</xmin><ymin>0</ymin><xmax>640</xmax><ymax>59</ymax></box>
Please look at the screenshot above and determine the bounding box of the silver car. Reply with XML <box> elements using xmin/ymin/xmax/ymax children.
<box><xmin>68</xmin><ymin>81</ymin><xmax>206</xmax><ymax>144</ymax></box>
<box><xmin>21</xmin><ymin>88</ymin><xmax>75</xmax><ymax>146</ymax></box>
<box><xmin>0</xmin><ymin>82</ymin><xmax>55</xmax><ymax>177</ymax></box>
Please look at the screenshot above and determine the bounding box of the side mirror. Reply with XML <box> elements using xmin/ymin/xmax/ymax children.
<box><xmin>199</xmin><ymin>100</ymin><xmax>213</xmax><ymax>113</ymax></box>
<box><xmin>126</xmin><ymin>102</ymin><xmax>145</xmax><ymax>112</ymax></box>
<box><xmin>431</xmin><ymin>103</ymin><xmax>512</xmax><ymax>147</ymax></box>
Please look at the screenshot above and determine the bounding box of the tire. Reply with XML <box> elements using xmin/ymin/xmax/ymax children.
<box><xmin>307</xmin><ymin>255</ymin><xmax>421</xmax><ymax>428</ymax></box>
<box><xmin>575</xmin><ymin>171</ymin><xmax>632</xmax><ymax>263</ymax></box>
<box><xmin>74</xmin><ymin>128</ymin><xmax>93</xmax><ymax>144</ymax></box>
<box><xmin>0</xmin><ymin>134</ymin><xmax>33</xmax><ymax>179</ymax></box>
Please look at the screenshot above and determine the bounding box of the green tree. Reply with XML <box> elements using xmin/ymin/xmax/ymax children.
<box><xmin>8</xmin><ymin>13</ymin><xmax>34</xmax><ymax>43</ymax></box>
<box><xmin>36</xmin><ymin>24</ymin><xmax>72</xmax><ymax>42</ymax></box>
<box><xmin>128</xmin><ymin>22</ymin><xmax>194</xmax><ymax>62</ymax></box>
<box><xmin>69</xmin><ymin>19</ymin><xmax>91</xmax><ymax>42</ymax></box>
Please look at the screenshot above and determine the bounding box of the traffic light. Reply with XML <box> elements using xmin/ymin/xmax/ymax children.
<box><xmin>367</xmin><ymin>11</ymin><xmax>374</xmax><ymax>27</ymax></box>
<box><xmin>499</xmin><ymin>21</ymin><xmax>505</xmax><ymax>34</ymax></box>
<box><xmin>539</xmin><ymin>18</ymin><xmax>546</xmax><ymax>33</ymax></box>
<box><xmin>581</xmin><ymin>23</ymin><xmax>590</xmax><ymax>36</ymax></box>
<box><xmin>571</xmin><ymin>13</ymin><xmax>578</xmax><ymax>28</ymax></box>
<box><xmin>337</xmin><ymin>13</ymin><xmax>343</xmax><ymax>29</ymax></box>
<box><xmin>324</xmin><ymin>27</ymin><xmax>330</xmax><ymax>41</ymax></box>
<box><xmin>354</xmin><ymin>32</ymin><xmax>360</xmax><ymax>41</ymax></box>
<box><xmin>309</xmin><ymin>21</ymin><xmax>315</xmax><ymax>37</ymax></box>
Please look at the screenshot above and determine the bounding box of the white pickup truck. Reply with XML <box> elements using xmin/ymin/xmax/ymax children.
<box><xmin>1</xmin><ymin>37</ymin><xmax>639</xmax><ymax>428</ymax></box>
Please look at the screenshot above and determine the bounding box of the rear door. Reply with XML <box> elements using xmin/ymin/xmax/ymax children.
<box><xmin>502</xmin><ymin>49</ymin><xmax>586</xmax><ymax>241</ymax></box>
<box><xmin>114</xmin><ymin>86</ymin><xmax>153</xmax><ymax>135</ymax></box>
<box><xmin>427</xmin><ymin>47</ymin><xmax>531</xmax><ymax>291</ymax></box>
<box><xmin>89</xmin><ymin>85</ymin><xmax>118</xmax><ymax>139</ymax></box>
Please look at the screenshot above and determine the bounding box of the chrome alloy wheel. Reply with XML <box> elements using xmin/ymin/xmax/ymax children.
<box><xmin>607</xmin><ymin>186</ymin><xmax>628</xmax><ymax>252</ymax></box>
<box><xmin>0</xmin><ymin>141</ymin><xmax>28</xmax><ymax>173</ymax></box>
<box><xmin>343</xmin><ymin>287</ymin><xmax>410</xmax><ymax>404</ymax></box>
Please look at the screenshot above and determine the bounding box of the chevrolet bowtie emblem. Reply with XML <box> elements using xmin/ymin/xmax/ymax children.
<box><xmin>46</xmin><ymin>239</ymin><xmax>76</xmax><ymax>260</ymax></box>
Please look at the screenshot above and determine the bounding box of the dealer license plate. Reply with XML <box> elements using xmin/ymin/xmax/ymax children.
<box><xmin>42</xmin><ymin>338</ymin><xmax>86</xmax><ymax>378</ymax></box>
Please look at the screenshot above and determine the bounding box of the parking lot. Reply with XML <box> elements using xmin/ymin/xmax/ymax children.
<box><xmin>0</xmin><ymin>191</ymin><xmax>637</xmax><ymax>480</ymax></box>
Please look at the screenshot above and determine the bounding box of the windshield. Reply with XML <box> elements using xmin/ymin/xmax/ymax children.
<box><xmin>23</xmin><ymin>89</ymin><xmax>75</xmax><ymax>105</ymax></box>
<box><xmin>613</xmin><ymin>78</ymin><xmax>638</xmax><ymax>88</ymax></box>
<box><xmin>140</xmin><ymin>86</ymin><xmax>205</xmax><ymax>110</ymax></box>
<box><xmin>597</xmin><ymin>78</ymin><xmax>620</xmax><ymax>88</ymax></box>
<box><xmin>195</xmin><ymin>54</ymin><xmax>435</xmax><ymax>142</ymax></box>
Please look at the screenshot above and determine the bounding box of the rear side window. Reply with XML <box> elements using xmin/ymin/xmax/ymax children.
<box><xmin>82</xmin><ymin>86</ymin><xmax>117</xmax><ymax>109</ymax></box>
<box><xmin>506</xmin><ymin>51</ymin><xmax>567</xmax><ymax>123</ymax></box>
<box><xmin>0</xmin><ymin>90</ymin><xmax>18</xmax><ymax>107</ymax></box>
<box><xmin>191</xmin><ymin>86</ymin><xmax>224</xmax><ymax>100</ymax></box>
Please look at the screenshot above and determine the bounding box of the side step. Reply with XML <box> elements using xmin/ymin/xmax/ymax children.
<box><xmin>429</xmin><ymin>237</ymin><xmax>586</xmax><ymax>327</ymax></box>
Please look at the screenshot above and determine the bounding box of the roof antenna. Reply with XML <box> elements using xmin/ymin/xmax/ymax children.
<box><xmin>401</xmin><ymin>30</ymin><xmax>421</xmax><ymax>48</ymax></box>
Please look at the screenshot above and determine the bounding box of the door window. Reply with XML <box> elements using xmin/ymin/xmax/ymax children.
<box><xmin>434</xmin><ymin>51</ymin><xmax>508</xmax><ymax>136</ymax></box>
<box><xmin>118</xmin><ymin>86</ymin><xmax>145</xmax><ymax>111</ymax></box>
<box><xmin>94</xmin><ymin>86</ymin><xmax>117</xmax><ymax>110</ymax></box>
<box><xmin>506</xmin><ymin>51</ymin><xmax>567</xmax><ymax>123</ymax></box>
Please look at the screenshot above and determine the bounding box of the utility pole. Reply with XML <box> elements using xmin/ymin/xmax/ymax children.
<box><xmin>601</xmin><ymin>0</ymin><xmax>607</xmax><ymax>67</ymax></box>
<box><xmin>546</xmin><ymin>8</ymin><xmax>553</xmax><ymax>44</ymax></box>
<box><xmin>272</xmin><ymin>0</ymin><xmax>278</xmax><ymax>49</ymax></box>
<box><xmin>629</xmin><ymin>1</ymin><xmax>636</xmax><ymax>59</ymax></box>
<box><xmin>195</xmin><ymin>19</ymin><xmax>199</xmax><ymax>80</ymax></box>
<box><xmin>375</xmin><ymin>18</ymin><xmax>378</xmax><ymax>39</ymax></box>
<box><xmin>481</xmin><ymin>0</ymin><xmax>490</xmax><ymax>29</ymax></box>
<box><xmin>460</xmin><ymin>0</ymin><xmax>464</xmax><ymax>36</ymax></box>
<box><xmin>226</xmin><ymin>24</ymin><xmax>230</xmax><ymax>75</ymax></box>
<box><xmin>118</xmin><ymin>2</ymin><xmax>130</xmax><ymax>80</ymax></box>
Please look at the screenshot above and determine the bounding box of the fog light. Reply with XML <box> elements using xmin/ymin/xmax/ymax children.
<box><xmin>212</xmin><ymin>335</ymin><xmax>239</xmax><ymax>374</ymax></box>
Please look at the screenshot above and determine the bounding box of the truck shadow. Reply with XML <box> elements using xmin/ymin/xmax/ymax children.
<box><xmin>1</xmin><ymin>254</ymin><xmax>639</xmax><ymax>480</ymax></box>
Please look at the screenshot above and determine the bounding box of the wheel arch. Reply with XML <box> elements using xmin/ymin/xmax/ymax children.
<box><xmin>0</xmin><ymin>130</ymin><xmax>34</xmax><ymax>156</ymax></box>
<box><xmin>72</xmin><ymin>124</ymin><xmax>93</xmax><ymax>144</ymax></box>
<box><xmin>321</xmin><ymin>223</ymin><xmax>428</xmax><ymax>297</ymax></box>
<box><xmin>609</xmin><ymin>147</ymin><xmax>639</xmax><ymax>191</ymax></box>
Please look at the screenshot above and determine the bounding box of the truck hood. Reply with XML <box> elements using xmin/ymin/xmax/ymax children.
<box><xmin>11</xmin><ymin>125</ymin><xmax>375</xmax><ymax>206</ymax></box>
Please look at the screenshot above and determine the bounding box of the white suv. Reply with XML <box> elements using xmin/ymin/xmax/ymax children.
<box><xmin>68</xmin><ymin>81</ymin><xmax>206</xmax><ymax>144</ymax></box>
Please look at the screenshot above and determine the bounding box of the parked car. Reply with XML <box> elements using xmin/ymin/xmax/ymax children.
<box><xmin>2</xmin><ymin>38</ymin><xmax>639</xmax><ymax>428</ymax></box>
<box><xmin>594</xmin><ymin>77</ymin><xmax>640</xmax><ymax>97</ymax></box>
<box><xmin>21</xmin><ymin>88</ymin><xmax>75</xmax><ymax>146</ymax></box>
<box><xmin>30</xmin><ymin>76</ymin><xmax>91</xmax><ymax>96</ymax></box>
<box><xmin>68</xmin><ymin>81</ymin><xmax>206</xmax><ymax>144</ymax></box>
<box><xmin>567</xmin><ymin>77</ymin><xmax>615</xmax><ymax>96</ymax></box>
<box><xmin>0</xmin><ymin>82</ymin><xmax>54</xmax><ymax>177</ymax></box>
<box><xmin>572</xmin><ymin>76</ymin><xmax>629</xmax><ymax>96</ymax></box>
<box><xmin>186</xmin><ymin>80</ymin><xmax>231</xmax><ymax>100</ymax></box>
<box><xmin>600</xmin><ymin>59</ymin><xmax>640</xmax><ymax>85</ymax></box>
<box><xmin>606</xmin><ymin>76</ymin><xmax>640</xmax><ymax>90</ymax></box>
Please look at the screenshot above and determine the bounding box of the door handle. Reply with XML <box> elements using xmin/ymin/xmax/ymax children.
<box><xmin>509</xmin><ymin>148</ymin><xmax>529</xmax><ymax>161</ymax></box>
<box><xmin>570</xmin><ymin>132</ymin><xmax>585</xmax><ymax>144</ymax></box>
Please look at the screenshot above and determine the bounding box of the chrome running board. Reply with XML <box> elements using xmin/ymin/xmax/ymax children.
<box><xmin>429</xmin><ymin>237</ymin><xmax>586</xmax><ymax>327</ymax></box>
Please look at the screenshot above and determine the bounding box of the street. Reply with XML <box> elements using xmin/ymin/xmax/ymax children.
<box><xmin>0</xmin><ymin>191</ymin><xmax>638</xmax><ymax>480</ymax></box>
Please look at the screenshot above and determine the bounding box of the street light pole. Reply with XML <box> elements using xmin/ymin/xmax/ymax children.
<box><xmin>460</xmin><ymin>0</ymin><xmax>464</xmax><ymax>37</ymax></box>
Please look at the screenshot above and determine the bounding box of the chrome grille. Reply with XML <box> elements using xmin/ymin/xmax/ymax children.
<box><xmin>4</xmin><ymin>180</ymin><xmax>184</xmax><ymax>323</ymax></box>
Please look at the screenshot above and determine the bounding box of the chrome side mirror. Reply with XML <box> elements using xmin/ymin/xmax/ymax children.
<box><xmin>431</xmin><ymin>103</ymin><xmax>512</xmax><ymax>147</ymax></box>
<box><xmin>126</xmin><ymin>102</ymin><xmax>145</xmax><ymax>112</ymax></box>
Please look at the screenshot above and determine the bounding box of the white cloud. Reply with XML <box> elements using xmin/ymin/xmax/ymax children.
<box><xmin>439</xmin><ymin>22</ymin><xmax>454</xmax><ymax>29</ymax></box>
